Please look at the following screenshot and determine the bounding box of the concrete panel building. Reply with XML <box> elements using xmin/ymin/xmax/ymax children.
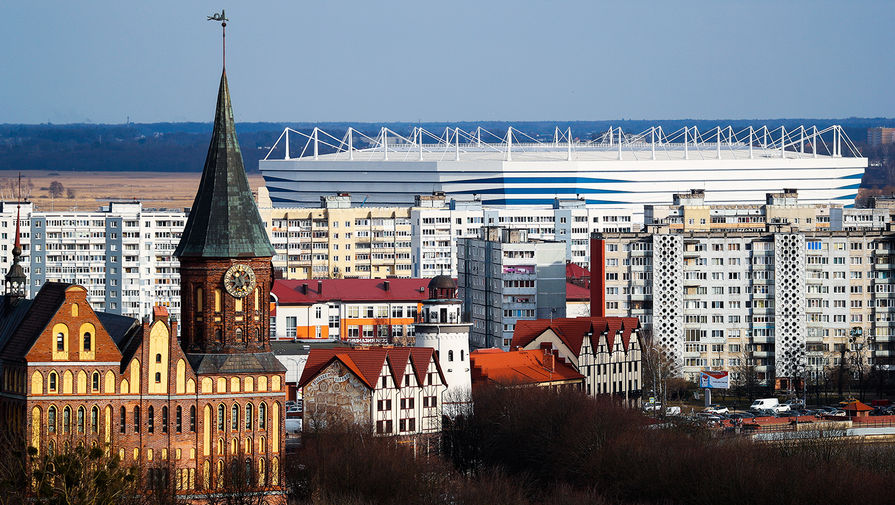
<box><xmin>458</xmin><ymin>228</ymin><xmax>566</xmax><ymax>350</ymax></box>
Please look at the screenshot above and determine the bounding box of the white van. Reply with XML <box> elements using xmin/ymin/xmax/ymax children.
<box><xmin>749</xmin><ymin>398</ymin><xmax>790</xmax><ymax>413</ymax></box>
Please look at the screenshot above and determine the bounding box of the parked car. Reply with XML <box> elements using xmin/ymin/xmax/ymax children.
<box><xmin>750</xmin><ymin>398</ymin><xmax>790</xmax><ymax>413</ymax></box>
<box><xmin>728</xmin><ymin>412</ymin><xmax>755</xmax><ymax>420</ymax></box>
<box><xmin>704</xmin><ymin>405</ymin><xmax>729</xmax><ymax>415</ymax></box>
<box><xmin>643</xmin><ymin>402</ymin><xmax>663</xmax><ymax>413</ymax></box>
<box><xmin>665</xmin><ymin>406</ymin><xmax>682</xmax><ymax>416</ymax></box>
<box><xmin>783</xmin><ymin>399</ymin><xmax>805</xmax><ymax>409</ymax></box>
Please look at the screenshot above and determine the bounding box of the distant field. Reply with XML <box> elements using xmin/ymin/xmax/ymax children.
<box><xmin>0</xmin><ymin>171</ymin><xmax>265</xmax><ymax>212</ymax></box>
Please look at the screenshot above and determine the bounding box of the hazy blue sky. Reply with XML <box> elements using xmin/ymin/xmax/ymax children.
<box><xmin>1</xmin><ymin>1</ymin><xmax>893</xmax><ymax>124</ymax></box>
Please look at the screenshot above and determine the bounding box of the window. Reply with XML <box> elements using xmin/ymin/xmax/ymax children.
<box><xmin>400</xmin><ymin>398</ymin><xmax>415</xmax><ymax>409</ymax></box>
<box><xmin>48</xmin><ymin>406</ymin><xmax>57</xmax><ymax>433</ymax></box>
<box><xmin>245</xmin><ymin>404</ymin><xmax>253</xmax><ymax>430</ymax></box>
<box><xmin>92</xmin><ymin>372</ymin><xmax>99</xmax><ymax>391</ymax></box>
<box><xmin>258</xmin><ymin>403</ymin><xmax>266</xmax><ymax>430</ymax></box>
<box><xmin>375</xmin><ymin>420</ymin><xmax>393</xmax><ymax>434</ymax></box>
<box><xmin>155</xmin><ymin>372</ymin><xmax>161</xmax><ymax>383</ymax></box>
<box><xmin>460</xmin><ymin>350</ymin><xmax>465</xmax><ymax>361</ymax></box>
<box><xmin>148</xmin><ymin>406</ymin><xmax>155</xmax><ymax>433</ymax></box>
<box><xmin>376</xmin><ymin>399</ymin><xmax>392</xmax><ymax>411</ymax></box>
<box><xmin>176</xmin><ymin>406</ymin><xmax>183</xmax><ymax>433</ymax></box>
<box><xmin>156</xmin><ymin>353</ymin><xmax>162</xmax><ymax>363</ymax></box>
<box><xmin>120</xmin><ymin>407</ymin><xmax>126</xmax><ymax>433</ymax></box>
<box><xmin>56</xmin><ymin>333</ymin><xmax>64</xmax><ymax>351</ymax></box>
<box><xmin>78</xmin><ymin>406</ymin><xmax>86</xmax><ymax>434</ymax></box>
<box><xmin>83</xmin><ymin>332</ymin><xmax>91</xmax><ymax>351</ymax></box>
<box><xmin>134</xmin><ymin>406</ymin><xmax>140</xmax><ymax>433</ymax></box>
<box><xmin>63</xmin><ymin>406</ymin><xmax>71</xmax><ymax>433</ymax></box>
<box><xmin>231</xmin><ymin>404</ymin><xmax>239</xmax><ymax>430</ymax></box>
<box><xmin>448</xmin><ymin>350</ymin><xmax>454</xmax><ymax>362</ymax></box>
<box><xmin>91</xmin><ymin>406</ymin><xmax>98</xmax><ymax>434</ymax></box>
<box><xmin>217</xmin><ymin>404</ymin><xmax>225</xmax><ymax>431</ymax></box>
<box><xmin>190</xmin><ymin>406</ymin><xmax>197</xmax><ymax>432</ymax></box>
<box><xmin>162</xmin><ymin>406</ymin><xmax>168</xmax><ymax>433</ymax></box>
<box><xmin>49</xmin><ymin>372</ymin><xmax>57</xmax><ymax>391</ymax></box>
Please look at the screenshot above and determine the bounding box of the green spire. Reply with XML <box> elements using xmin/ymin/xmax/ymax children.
<box><xmin>175</xmin><ymin>71</ymin><xmax>275</xmax><ymax>259</ymax></box>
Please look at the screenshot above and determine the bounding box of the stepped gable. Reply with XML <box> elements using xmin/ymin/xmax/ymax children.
<box><xmin>174</xmin><ymin>70</ymin><xmax>274</xmax><ymax>259</ymax></box>
<box><xmin>512</xmin><ymin>317</ymin><xmax>640</xmax><ymax>355</ymax></box>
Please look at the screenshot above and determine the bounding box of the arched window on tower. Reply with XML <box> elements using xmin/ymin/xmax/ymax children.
<box><xmin>49</xmin><ymin>372</ymin><xmax>57</xmax><ymax>392</ymax></box>
<box><xmin>231</xmin><ymin>404</ymin><xmax>239</xmax><ymax>430</ymax></box>
<box><xmin>91</xmin><ymin>372</ymin><xmax>99</xmax><ymax>391</ymax></box>
<box><xmin>148</xmin><ymin>406</ymin><xmax>154</xmax><ymax>433</ymax></box>
<box><xmin>245</xmin><ymin>404</ymin><xmax>253</xmax><ymax>430</ymax></box>
<box><xmin>256</xmin><ymin>328</ymin><xmax>262</xmax><ymax>342</ymax></box>
<box><xmin>258</xmin><ymin>403</ymin><xmax>266</xmax><ymax>430</ymax></box>
<box><xmin>83</xmin><ymin>332</ymin><xmax>91</xmax><ymax>352</ymax></box>
<box><xmin>236</xmin><ymin>328</ymin><xmax>243</xmax><ymax>342</ymax></box>
<box><xmin>176</xmin><ymin>406</ymin><xmax>182</xmax><ymax>433</ymax></box>
<box><xmin>64</xmin><ymin>406</ymin><xmax>71</xmax><ymax>433</ymax></box>
<box><xmin>47</xmin><ymin>406</ymin><xmax>57</xmax><ymax>433</ymax></box>
<box><xmin>196</xmin><ymin>287</ymin><xmax>204</xmax><ymax>312</ymax></box>
<box><xmin>448</xmin><ymin>350</ymin><xmax>454</xmax><ymax>362</ymax></box>
<box><xmin>190</xmin><ymin>405</ymin><xmax>197</xmax><ymax>432</ymax></box>
<box><xmin>215</xmin><ymin>328</ymin><xmax>222</xmax><ymax>343</ymax></box>
<box><xmin>77</xmin><ymin>406</ymin><xmax>85</xmax><ymax>433</ymax></box>
<box><xmin>119</xmin><ymin>406</ymin><xmax>126</xmax><ymax>434</ymax></box>
<box><xmin>90</xmin><ymin>406</ymin><xmax>98</xmax><ymax>434</ymax></box>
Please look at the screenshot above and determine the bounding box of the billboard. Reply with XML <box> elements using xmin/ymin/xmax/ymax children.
<box><xmin>699</xmin><ymin>370</ymin><xmax>729</xmax><ymax>389</ymax></box>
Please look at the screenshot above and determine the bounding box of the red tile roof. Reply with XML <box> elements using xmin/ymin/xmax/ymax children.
<box><xmin>842</xmin><ymin>400</ymin><xmax>873</xmax><ymax>412</ymax></box>
<box><xmin>297</xmin><ymin>346</ymin><xmax>446</xmax><ymax>389</ymax></box>
<box><xmin>470</xmin><ymin>348</ymin><xmax>584</xmax><ymax>388</ymax></box>
<box><xmin>565</xmin><ymin>282</ymin><xmax>590</xmax><ymax>301</ymax></box>
<box><xmin>565</xmin><ymin>263</ymin><xmax>590</xmax><ymax>279</ymax></box>
<box><xmin>511</xmin><ymin>317</ymin><xmax>640</xmax><ymax>357</ymax></box>
<box><xmin>272</xmin><ymin>279</ymin><xmax>431</xmax><ymax>304</ymax></box>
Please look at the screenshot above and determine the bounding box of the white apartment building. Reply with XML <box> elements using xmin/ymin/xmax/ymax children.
<box><xmin>411</xmin><ymin>194</ymin><xmax>635</xmax><ymax>279</ymax></box>
<box><xmin>0</xmin><ymin>201</ymin><xmax>185</xmax><ymax>320</ymax></box>
<box><xmin>594</xmin><ymin>226</ymin><xmax>895</xmax><ymax>388</ymax></box>
<box><xmin>458</xmin><ymin>228</ymin><xmax>567</xmax><ymax>351</ymax></box>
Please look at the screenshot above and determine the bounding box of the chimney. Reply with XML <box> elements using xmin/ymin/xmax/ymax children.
<box><xmin>590</xmin><ymin>238</ymin><xmax>606</xmax><ymax>317</ymax></box>
<box><xmin>317</xmin><ymin>280</ymin><xmax>323</xmax><ymax>295</ymax></box>
<box><xmin>383</xmin><ymin>280</ymin><xmax>390</xmax><ymax>291</ymax></box>
<box><xmin>301</xmin><ymin>283</ymin><xmax>308</xmax><ymax>295</ymax></box>
<box><xmin>543</xmin><ymin>350</ymin><xmax>555</xmax><ymax>373</ymax></box>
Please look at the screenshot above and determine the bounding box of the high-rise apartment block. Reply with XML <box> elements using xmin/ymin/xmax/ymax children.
<box><xmin>0</xmin><ymin>201</ymin><xmax>185</xmax><ymax>320</ymax></box>
<box><xmin>867</xmin><ymin>127</ymin><xmax>895</xmax><ymax>146</ymax></box>
<box><xmin>594</xmin><ymin>225</ymin><xmax>895</xmax><ymax>388</ymax></box>
<box><xmin>458</xmin><ymin>228</ymin><xmax>566</xmax><ymax>351</ymax></box>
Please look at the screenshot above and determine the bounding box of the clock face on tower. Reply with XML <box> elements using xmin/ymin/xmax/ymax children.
<box><xmin>224</xmin><ymin>264</ymin><xmax>256</xmax><ymax>298</ymax></box>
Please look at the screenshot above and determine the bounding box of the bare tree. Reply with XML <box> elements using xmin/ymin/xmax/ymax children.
<box><xmin>732</xmin><ymin>348</ymin><xmax>760</xmax><ymax>403</ymax></box>
<box><xmin>639</xmin><ymin>329</ymin><xmax>677</xmax><ymax>414</ymax></box>
<box><xmin>48</xmin><ymin>181</ymin><xmax>65</xmax><ymax>198</ymax></box>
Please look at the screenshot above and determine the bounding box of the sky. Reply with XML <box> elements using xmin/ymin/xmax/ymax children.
<box><xmin>1</xmin><ymin>1</ymin><xmax>894</xmax><ymax>124</ymax></box>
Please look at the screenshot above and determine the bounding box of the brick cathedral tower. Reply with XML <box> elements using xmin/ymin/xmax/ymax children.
<box><xmin>175</xmin><ymin>69</ymin><xmax>283</xmax><ymax>373</ymax></box>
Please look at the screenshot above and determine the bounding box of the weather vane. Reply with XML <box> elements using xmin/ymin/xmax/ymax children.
<box><xmin>208</xmin><ymin>10</ymin><xmax>229</xmax><ymax>68</ymax></box>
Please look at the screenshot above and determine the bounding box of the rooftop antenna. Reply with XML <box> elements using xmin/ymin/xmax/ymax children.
<box><xmin>207</xmin><ymin>9</ymin><xmax>229</xmax><ymax>69</ymax></box>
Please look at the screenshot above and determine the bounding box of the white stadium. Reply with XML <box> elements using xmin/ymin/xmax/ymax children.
<box><xmin>259</xmin><ymin>125</ymin><xmax>866</xmax><ymax>213</ymax></box>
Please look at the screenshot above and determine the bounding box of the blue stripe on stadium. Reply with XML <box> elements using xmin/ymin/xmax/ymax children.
<box><xmin>454</xmin><ymin>187</ymin><xmax>627</xmax><ymax>195</ymax></box>
<box><xmin>840</xmin><ymin>173</ymin><xmax>864</xmax><ymax>179</ymax></box>
<box><xmin>481</xmin><ymin>198</ymin><xmax>627</xmax><ymax>206</ymax></box>
<box><xmin>834</xmin><ymin>193</ymin><xmax>859</xmax><ymax>200</ymax></box>
<box><xmin>454</xmin><ymin>176</ymin><xmax>628</xmax><ymax>185</ymax></box>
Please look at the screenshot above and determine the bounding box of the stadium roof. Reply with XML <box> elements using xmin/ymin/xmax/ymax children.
<box><xmin>264</xmin><ymin>124</ymin><xmax>864</xmax><ymax>164</ymax></box>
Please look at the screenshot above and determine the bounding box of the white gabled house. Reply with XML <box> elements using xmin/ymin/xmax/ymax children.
<box><xmin>512</xmin><ymin>317</ymin><xmax>642</xmax><ymax>402</ymax></box>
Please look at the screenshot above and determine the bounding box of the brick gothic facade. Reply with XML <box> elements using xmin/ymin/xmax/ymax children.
<box><xmin>0</xmin><ymin>68</ymin><xmax>287</xmax><ymax>498</ymax></box>
<box><xmin>0</xmin><ymin>285</ymin><xmax>285</xmax><ymax>492</ymax></box>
